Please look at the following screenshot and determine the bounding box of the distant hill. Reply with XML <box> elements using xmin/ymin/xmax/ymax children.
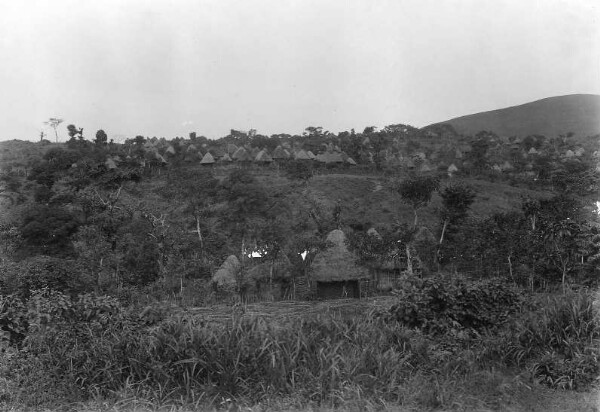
<box><xmin>429</xmin><ymin>94</ymin><xmax>600</xmax><ymax>139</ymax></box>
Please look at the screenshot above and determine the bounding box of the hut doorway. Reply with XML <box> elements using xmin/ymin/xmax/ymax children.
<box><xmin>316</xmin><ymin>280</ymin><xmax>360</xmax><ymax>299</ymax></box>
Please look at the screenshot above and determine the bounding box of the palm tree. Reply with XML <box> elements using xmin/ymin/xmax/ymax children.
<box><xmin>44</xmin><ymin>118</ymin><xmax>64</xmax><ymax>143</ymax></box>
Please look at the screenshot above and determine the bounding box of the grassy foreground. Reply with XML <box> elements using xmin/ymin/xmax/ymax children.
<box><xmin>1</xmin><ymin>277</ymin><xmax>600</xmax><ymax>411</ymax></box>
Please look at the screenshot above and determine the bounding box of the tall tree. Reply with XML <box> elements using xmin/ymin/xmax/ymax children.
<box><xmin>44</xmin><ymin>118</ymin><xmax>63</xmax><ymax>143</ymax></box>
<box><xmin>394</xmin><ymin>175</ymin><xmax>440</xmax><ymax>228</ymax></box>
<box><xmin>95</xmin><ymin>129</ymin><xmax>108</xmax><ymax>146</ymax></box>
<box><xmin>438</xmin><ymin>183</ymin><xmax>476</xmax><ymax>246</ymax></box>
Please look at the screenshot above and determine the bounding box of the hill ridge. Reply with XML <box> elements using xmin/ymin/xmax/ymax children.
<box><xmin>429</xmin><ymin>94</ymin><xmax>600</xmax><ymax>139</ymax></box>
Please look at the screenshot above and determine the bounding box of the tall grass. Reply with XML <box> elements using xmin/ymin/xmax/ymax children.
<box><xmin>481</xmin><ymin>291</ymin><xmax>600</xmax><ymax>389</ymax></box>
<box><xmin>3</xmin><ymin>285</ymin><xmax>599</xmax><ymax>409</ymax></box>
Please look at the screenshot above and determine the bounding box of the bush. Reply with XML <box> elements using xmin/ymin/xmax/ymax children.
<box><xmin>0</xmin><ymin>256</ymin><xmax>90</xmax><ymax>298</ymax></box>
<box><xmin>380</xmin><ymin>275</ymin><xmax>523</xmax><ymax>335</ymax></box>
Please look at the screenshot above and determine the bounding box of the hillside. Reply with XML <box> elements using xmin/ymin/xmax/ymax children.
<box><xmin>429</xmin><ymin>94</ymin><xmax>600</xmax><ymax>139</ymax></box>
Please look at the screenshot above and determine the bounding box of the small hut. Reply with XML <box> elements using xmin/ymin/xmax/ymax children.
<box><xmin>447</xmin><ymin>163</ymin><xmax>458</xmax><ymax>177</ymax></box>
<box><xmin>104</xmin><ymin>157</ymin><xmax>117</xmax><ymax>169</ymax></box>
<box><xmin>227</xmin><ymin>143</ymin><xmax>239</xmax><ymax>156</ymax></box>
<box><xmin>220</xmin><ymin>153</ymin><xmax>232</xmax><ymax>162</ymax></box>
<box><xmin>200</xmin><ymin>152</ymin><xmax>215</xmax><ymax>165</ymax></box>
<box><xmin>272</xmin><ymin>145</ymin><xmax>290</xmax><ymax>160</ymax></box>
<box><xmin>310</xmin><ymin>229</ymin><xmax>369</xmax><ymax>299</ymax></box>
<box><xmin>232</xmin><ymin>147</ymin><xmax>252</xmax><ymax>161</ymax></box>
<box><xmin>212</xmin><ymin>255</ymin><xmax>240</xmax><ymax>292</ymax></box>
<box><xmin>249</xmin><ymin>147</ymin><xmax>260</xmax><ymax>158</ymax></box>
<box><xmin>294</xmin><ymin>149</ymin><xmax>312</xmax><ymax>160</ymax></box>
<box><xmin>346</xmin><ymin>157</ymin><xmax>357</xmax><ymax>165</ymax></box>
<box><xmin>255</xmin><ymin>149</ymin><xmax>273</xmax><ymax>163</ymax></box>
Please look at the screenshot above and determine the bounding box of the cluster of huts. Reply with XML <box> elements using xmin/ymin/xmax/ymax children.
<box><xmin>95</xmin><ymin>134</ymin><xmax>597</xmax><ymax>180</ymax></box>
<box><xmin>211</xmin><ymin>229</ymin><xmax>402</xmax><ymax>301</ymax></box>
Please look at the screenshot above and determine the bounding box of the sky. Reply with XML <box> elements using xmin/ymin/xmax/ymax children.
<box><xmin>1</xmin><ymin>0</ymin><xmax>599</xmax><ymax>142</ymax></box>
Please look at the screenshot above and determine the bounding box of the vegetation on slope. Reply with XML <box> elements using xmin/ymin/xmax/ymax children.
<box><xmin>0</xmin><ymin>120</ymin><xmax>599</xmax><ymax>410</ymax></box>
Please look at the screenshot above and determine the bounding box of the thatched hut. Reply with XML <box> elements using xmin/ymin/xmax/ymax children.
<box><xmin>212</xmin><ymin>255</ymin><xmax>240</xmax><ymax>291</ymax></box>
<box><xmin>310</xmin><ymin>229</ymin><xmax>369</xmax><ymax>299</ymax></box>
<box><xmin>200</xmin><ymin>152</ymin><xmax>215</xmax><ymax>165</ymax></box>
<box><xmin>105</xmin><ymin>157</ymin><xmax>117</xmax><ymax>169</ymax></box>
<box><xmin>255</xmin><ymin>149</ymin><xmax>273</xmax><ymax>163</ymax></box>
<box><xmin>227</xmin><ymin>143</ymin><xmax>239</xmax><ymax>156</ymax></box>
<box><xmin>447</xmin><ymin>163</ymin><xmax>458</xmax><ymax>176</ymax></box>
<box><xmin>232</xmin><ymin>147</ymin><xmax>252</xmax><ymax>161</ymax></box>
<box><xmin>272</xmin><ymin>145</ymin><xmax>290</xmax><ymax>160</ymax></box>
<box><xmin>294</xmin><ymin>149</ymin><xmax>312</xmax><ymax>160</ymax></box>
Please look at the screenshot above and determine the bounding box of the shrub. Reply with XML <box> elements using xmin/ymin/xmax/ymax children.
<box><xmin>0</xmin><ymin>256</ymin><xmax>90</xmax><ymax>298</ymax></box>
<box><xmin>380</xmin><ymin>275</ymin><xmax>523</xmax><ymax>335</ymax></box>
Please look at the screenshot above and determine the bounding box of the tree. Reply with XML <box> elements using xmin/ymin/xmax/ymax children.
<box><xmin>542</xmin><ymin>219</ymin><xmax>587</xmax><ymax>292</ymax></box>
<box><xmin>44</xmin><ymin>118</ymin><xmax>63</xmax><ymax>143</ymax></box>
<box><xmin>20</xmin><ymin>204</ymin><xmax>80</xmax><ymax>257</ymax></box>
<box><xmin>67</xmin><ymin>124</ymin><xmax>84</xmax><ymax>140</ymax></box>
<box><xmin>95</xmin><ymin>129</ymin><xmax>108</xmax><ymax>146</ymax></box>
<box><xmin>438</xmin><ymin>183</ymin><xmax>476</xmax><ymax>246</ymax></box>
<box><xmin>394</xmin><ymin>175</ymin><xmax>440</xmax><ymax>228</ymax></box>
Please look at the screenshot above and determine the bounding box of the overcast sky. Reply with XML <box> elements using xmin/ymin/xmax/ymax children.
<box><xmin>1</xmin><ymin>0</ymin><xmax>599</xmax><ymax>142</ymax></box>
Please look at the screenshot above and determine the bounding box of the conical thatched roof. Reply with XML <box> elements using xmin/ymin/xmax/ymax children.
<box><xmin>165</xmin><ymin>145</ymin><xmax>176</xmax><ymax>155</ymax></box>
<box><xmin>220</xmin><ymin>153</ymin><xmax>232</xmax><ymax>162</ymax></box>
<box><xmin>255</xmin><ymin>149</ymin><xmax>273</xmax><ymax>162</ymax></box>
<box><xmin>105</xmin><ymin>158</ymin><xmax>117</xmax><ymax>169</ymax></box>
<box><xmin>212</xmin><ymin>255</ymin><xmax>240</xmax><ymax>288</ymax></box>
<box><xmin>250</xmin><ymin>147</ymin><xmax>260</xmax><ymax>158</ymax></box>
<box><xmin>306</xmin><ymin>150</ymin><xmax>316</xmax><ymax>159</ymax></box>
<box><xmin>311</xmin><ymin>230</ymin><xmax>369</xmax><ymax>282</ymax></box>
<box><xmin>200</xmin><ymin>152</ymin><xmax>215</xmax><ymax>164</ymax></box>
<box><xmin>272</xmin><ymin>145</ymin><xmax>289</xmax><ymax>159</ymax></box>
<box><xmin>419</xmin><ymin>163</ymin><xmax>432</xmax><ymax>172</ymax></box>
<box><xmin>232</xmin><ymin>147</ymin><xmax>251</xmax><ymax>161</ymax></box>
<box><xmin>346</xmin><ymin>157</ymin><xmax>357</xmax><ymax>165</ymax></box>
<box><xmin>294</xmin><ymin>149</ymin><xmax>311</xmax><ymax>160</ymax></box>
<box><xmin>227</xmin><ymin>143</ymin><xmax>239</xmax><ymax>156</ymax></box>
<box><xmin>448</xmin><ymin>163</ymin><xmax>458</xmax><ymax>173</ymax></box>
